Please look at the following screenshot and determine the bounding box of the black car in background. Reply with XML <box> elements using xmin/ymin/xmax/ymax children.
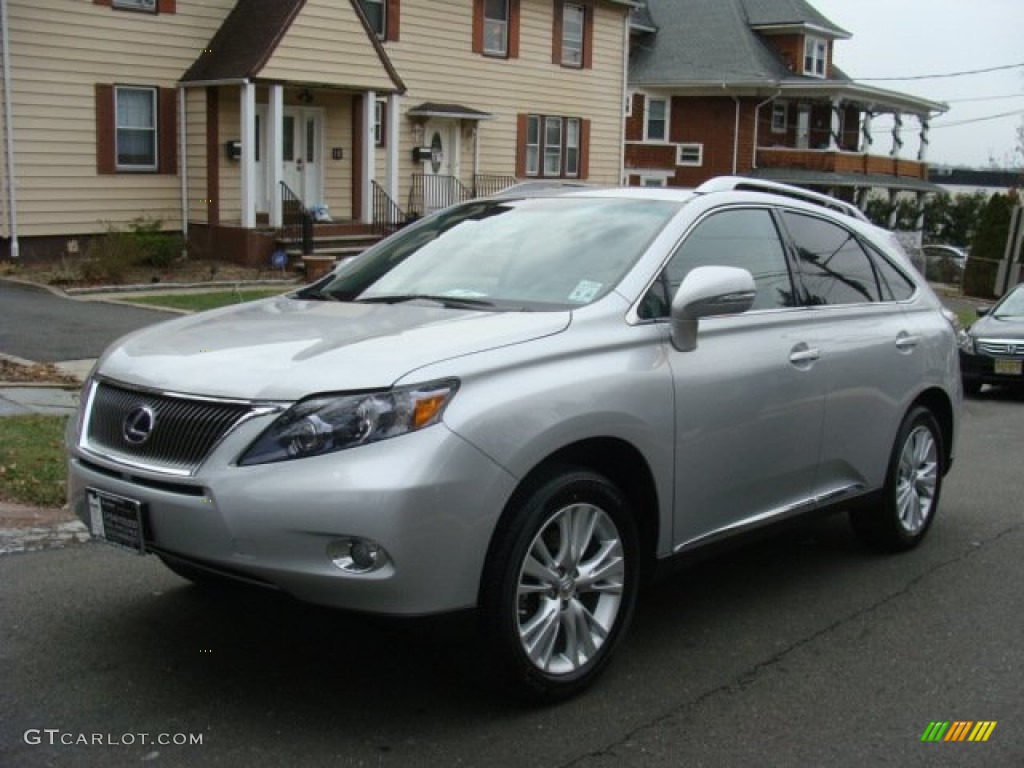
<box><xmin>959</xmin><ymin>282</ymin><xmax>1024</xmax><ymax>395</ymax></box>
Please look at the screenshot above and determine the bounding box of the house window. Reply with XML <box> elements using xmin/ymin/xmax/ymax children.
<box><xmin>97</xmin><ymin>0</ymin><xmax>176</xmax><ymax>13</ymax></box>
<box><xmin>474</xmin><ymin>0</ymin><xmax>518</xmax><ymax>58</ymax></box>
<box><xmin>645</xmin><ymin>97</ymin><xmax>668</xmax><ymax>142</ymax></box>
<box><xmin>676</xmin><ymin>143</ymin><xmax>703</xmax><ymax>166</ymax></box>
<box><xmin>484</xmin><ymin>0</ymin><xmax>509</xmax><ymax>55</ymax></box>
<box><xmin>544</xmin><ymin>117</ymin><xmax>563</xmax><ymax>175</ymax></box>
<box><xmin>112</xmin><ymin>0</ymin><xmax>156</xmax><ymax>11</ymax></box>
<box><xmin>803</xmin><ymin>36</ymin><xmax>827</xmax><ymax>78</ymax></box>
<box><xmin>116</xmin><ymin>86</ymin><xmax>157</xmax><ymax>170</ymax></box>
<box><xmin>374</xmin><ymin>98</ymin><xmax>386</xmax><ymax>147</ymax></box>
<box><xmin>565</xmin><ymin>118</ymin><xmax>580</xmax><ymax>177</ymax></box>
<box><xmin>357</xmin><ymin>0</ymin><xmax>399</xmax><ymax>40</ymax></box>
<box><xmin>519</xmin><ymin>113</ymin><xmax>588</xmax><ymax>179</ymax></box>
<box><xmin>561</xmin><ymin>3</ymin><xmax>585</xmax><ymax>67</ymax></box>
<box><xmin>359</xmin><ymin>0</ymin><xmax>385</xmax><ymax>37</ymax></box>
<box><xmin>771</xmin><ymin>102</ymin><xmax>788</xmax><ymax>133</ymax></box>
<box><xmin>640</xmin><ymin>175</ymin><xmax>667</xmax><ymax>188</ymax></box>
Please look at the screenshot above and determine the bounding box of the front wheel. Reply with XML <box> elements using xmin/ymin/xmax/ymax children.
<box><xmin>850</xmin><ymin>406</ymin><xmax>944</xmax><ymax>551</ymax></box>
<box><xmin>480</xmin><ymin>467</ymin><xmax>638</xmax><ymax>702</ymax></box>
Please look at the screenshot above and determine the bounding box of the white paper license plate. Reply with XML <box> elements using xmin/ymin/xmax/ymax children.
<box><xmin>86</xmin><ymin>488</ymin><xmax>146</xmax><ymax>553</ymax></box>
<box><xmin>994</xmin><ymin>359</ymin><xmax>1022</xmax><ymax>376</ymax></box>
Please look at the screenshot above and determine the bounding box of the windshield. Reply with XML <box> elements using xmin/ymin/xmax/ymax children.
<box><xmin>305</xmin><ymin>197</ymin><xmax>681</xmax><ymax>310</ymax></box>
<box><xmin>993</xmin><ymin>285</ymin><xmax>1024</xmax><ymax>318</ymax></box>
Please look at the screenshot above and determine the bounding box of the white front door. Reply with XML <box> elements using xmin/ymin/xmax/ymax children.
<box><xmin>796</xmin><ymin>107</ymin><xmax>811</xmax><ymax>150</ymax></box>
<box><xmin>282</xmin><ymin>108</ymin><xmax>324</xmax><ymax>206</ymax></box>
<box><xmin>422</xmin><ymin>120</ymin><xmax>459</xmax><ymax>213</ymax></box>
<box><xmin>254</xmin><ymin>107</ymin><xmax>325</xmax><ymax>213</ymax></box>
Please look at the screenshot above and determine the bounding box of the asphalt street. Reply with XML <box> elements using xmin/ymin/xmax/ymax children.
<box><xmin>0</xmin><ymin>281</ymin><xmax>173</xmax><ymax>362</ymax></box>
<box><xmin>1</xmin><ymin>391</ymin><xmax>1022</xmax><ymax>767</ymax></box>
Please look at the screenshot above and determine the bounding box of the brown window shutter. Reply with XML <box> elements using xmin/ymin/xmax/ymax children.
<box><xmin>157</xmin><ymin>0</ymin><xmax>175</xmax><ymax>12</ymax></box>
<box><xmin>551</xmin><ymin>0</ymin><xmax>563</xmax><ymax>65</ymax></box>
<box><xmin>508</xmin><ymin>0</ymin><xmax>520</xmax><ymax>58</ymax></box>
<box><xmin>582</xmin><ymin>3</ymin><xmax>593</xmax><ymax>69</ymax></box>
<box><xmin>472</xmin><ymin>0</ymin><xmax>484</xmax><ymax>53</ymax></box>
<box><xmin>158</xmin><ymin>87</ymin><xmax>178</xmax><ymax>175</ymax></box>
<box><xmin>95</xmin><ymin>84</ymin><xmax>115</xmax><ymax>175</ymax></box>
<box><xmin>386</xmin><ymin>0</ymin><xmax>400</xmax><ymax>41</ymax></box>
<box><xmin>93</xmin><ymin>0</ymin><xmax>112</xmax><ymax>6</ymax></box>
<box><xmin>515</xmin><ymin>113</ymin><xmax>528</xmax><ymax>178</ymax></box>
<box><xmin>579</xmin><ymin>118</ymin><xmax>590</xmax><ymax>179</ymax></box>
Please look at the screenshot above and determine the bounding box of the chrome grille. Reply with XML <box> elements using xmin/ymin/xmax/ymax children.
<box><xmin>977</xmin><ymin>340</ymin><xmax>1024</xmax><ymax>358</ymax></box>
<box><xmin>84</xmin><ymin>381</ymin><xmax>255</xmax><ymax>475</ymax></box>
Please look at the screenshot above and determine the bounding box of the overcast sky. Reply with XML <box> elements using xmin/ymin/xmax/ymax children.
<box><xmin>810</xmin><ymin>0</ymin><xmax>1024</xmax><ymax>168</ymax></box>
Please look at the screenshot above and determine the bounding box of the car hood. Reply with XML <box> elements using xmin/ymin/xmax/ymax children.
<box><xmin>95</xmin><ymin>296</ymin><xmax>570</xmax><ymax>400</ymax></box>
<box><xmin>971</xmin><ymin>312</ymin><xmax>1024</xmax><ymax>340</ymax></box>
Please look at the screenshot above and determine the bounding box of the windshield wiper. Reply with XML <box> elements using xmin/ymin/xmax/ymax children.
<box><xmin>355</xmin><ymin>294</ymin><xmax>497</xmax><ymax>309</ymax></box>
<box><xmin>301</xmin><ymin>287</ymin><xmax>341</xmax><ymax>302</ymax></box>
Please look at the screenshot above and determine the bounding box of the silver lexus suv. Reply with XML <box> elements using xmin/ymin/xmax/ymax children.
<box><xmin>68</xmin><ymin>178</ymin><xmax>960</xmax><ymax>700</ymax></box>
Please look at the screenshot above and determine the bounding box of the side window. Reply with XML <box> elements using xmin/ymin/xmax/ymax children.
<box><xmin>870</xmin><ymin>248</ymin><xmax>917</xmax><ymax>301</ymax></box>
<box><xmin>782</xmin><ymin>211</ymin><xmax>882</xmax><ymax>305</ymax></box>
<box><xmin>639</xmin><ymin>208</ymin><xmax>796</xmax><ymax>319</ymax></box>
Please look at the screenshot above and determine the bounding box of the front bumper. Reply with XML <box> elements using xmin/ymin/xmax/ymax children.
<box><xmin>959</xmin><ymin>350</ymin><xmax>1024</xmax><ymax>389</ymax></box>
<box><xmin>68</xmin><ymin>415</ymin><xmax>516</xmax><ymax>616</ymax></box>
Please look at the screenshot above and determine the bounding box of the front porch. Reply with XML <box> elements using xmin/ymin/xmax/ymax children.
<box><xmin>756</xmin><ymin>148</ymin><xmax>928</xmax><ymax>181</ymax></box>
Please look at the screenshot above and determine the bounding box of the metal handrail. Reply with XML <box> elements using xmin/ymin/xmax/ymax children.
<box><xmin>408</xmin><ymin>174</ymin><xmax>472</xmax><ymax>217</ymax></box>
<box><xmin>370</xmin><ymin>181</ymin><xmax>408</xmax><ymax>237</ymax></box>
<box><xmin>279</xmin><ymin>181</ymin><xmax>313</xmax><ymax>255</ymax></box>
<box><xmin>473</xmin><ymin>174</ymin><xmax>517</xmax><ymax>198</ymax></box>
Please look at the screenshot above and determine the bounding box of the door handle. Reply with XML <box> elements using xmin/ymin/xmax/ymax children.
<box><xmin>895</xmin><ymin>333</ymin><xmax>920</xmax><ymax>351</ymax></box>
<box><xmin>789</xmin><ymin>344</ymin><xmax>820</xmax><ymax>366</ymax></box>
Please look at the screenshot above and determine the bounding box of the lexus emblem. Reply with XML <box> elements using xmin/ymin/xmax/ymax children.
<box><xmin>123</xmin><ymin>406</ymin><xmax>156</xmax><ymax>446</ymax></box>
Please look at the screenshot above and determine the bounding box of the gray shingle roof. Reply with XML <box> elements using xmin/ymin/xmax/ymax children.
<box><xmin>742</xmin><ymin>0</ymin><xmax>850</xmax><ymax>36</ymax></box>
<box><xmin>630</xmin><ymin>0</ymin><xmax>849</xmax><ymax>87</ymax></box>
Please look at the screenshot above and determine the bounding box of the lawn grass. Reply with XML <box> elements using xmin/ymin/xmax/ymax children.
<box><xmin>128</xmin><ymin>287</ymin><xmax>290</xmax><ymax>312</ymax></box>
<box><xmin>0</xmin><ymin>415</ymin><xmax>68</xmax><ymax>508</ymax></box>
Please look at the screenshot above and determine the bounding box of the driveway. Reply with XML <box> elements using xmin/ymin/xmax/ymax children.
<box><xmin>0</xmin><ymin>280</ymin><xmax>173</xmax><ymax>363</ymax></box>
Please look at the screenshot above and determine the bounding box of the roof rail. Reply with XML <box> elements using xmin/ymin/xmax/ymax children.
<box><xmin>695</xmin><ymin>176</ymin><xmax>868</xmax><ymax>222</ymax></box>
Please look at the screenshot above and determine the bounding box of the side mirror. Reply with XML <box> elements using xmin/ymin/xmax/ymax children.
<box><xmin>975</xmin><ymin>306</ymin><xmax>991</xmax><ymax>317</ymax></box>
<box><xmin>670</xmin><ymin>266</ymin><xmax>756</xmax><ymax>352</ymax></box>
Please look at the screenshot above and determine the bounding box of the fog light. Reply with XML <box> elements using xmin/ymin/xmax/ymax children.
<box><xmin>327</xmin><ymin>537</ymin><xmax>389</xmax><ymax>574</ymax></box>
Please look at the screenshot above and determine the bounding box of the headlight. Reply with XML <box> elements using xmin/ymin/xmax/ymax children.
<box><xmin>957</xmin><ymin>327</ymin><xmax>975</xmax><ymax>354</ymax></box>
<box><xmin>239</xmin><ymin>379</ymin><xmax>458</xmax><ymax>465</ymax></box>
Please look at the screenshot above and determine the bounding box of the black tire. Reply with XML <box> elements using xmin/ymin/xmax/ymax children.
<box><xmin>962</xmin><ymin>378</ymin><xmax>982</xmax><ymax>397</ymax></box>
<box><xmin>480</xmin><ymin>466</ymin><xmax>639</xmax><ymax>703</ymax></box>
<box><xmin>849</xmin><ymin>406</ymin><xmax>944</xmax><ymax>552</ymax></box>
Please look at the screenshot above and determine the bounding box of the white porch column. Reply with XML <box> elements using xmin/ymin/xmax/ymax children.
<box><xmin>861</xmin><ymin>109</ymin><xmax>874</xmax><ymax>154</ymax></box>
<box><xmin>268</xmin><ymin>84</ymin><xmax>283</xmax><ymax>228</ymax></box>
<box><xmin>361</xmin><ymin>90</ymin><xmax>376</xmax><ymax>224</ymax></box>
<box><xmin>917</xmin><ymin>114</ymin><xmax>930</xmax><ymax>163</ymax></box>
<box><xmin>386</xmin><ymin>92</ymin><xmax>400</xmax><ymax>202</ymax></box>
<box><xmin>829</xmin><ymin>97</ymin><xmax>842</xmax><ymax>150</ymax></box>
<box><xmin>890</xmin><ymin>112</ymin><xmax>904</xmax><ymax>159</ymax></box>
<box><xmin>240</xmin><ymin>81</ymin><xmax>256</xmax><ymax>228</ymax></box>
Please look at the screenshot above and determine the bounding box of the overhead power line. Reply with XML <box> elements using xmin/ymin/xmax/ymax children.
<box><xmin>856</xmin><ymin>61</ymin><xmax>1024</xmax><ymax>81</ymax></box>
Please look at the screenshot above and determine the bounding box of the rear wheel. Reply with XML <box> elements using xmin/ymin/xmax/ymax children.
<box><xmin>480</xmin><ymin>467</ymin><xmax>638</xmax><ymax>702</ymax></box>
<box><xmin>850</xmin><ymin>406</ymin><xmax>943</xmax><ymax>551</ymax></box>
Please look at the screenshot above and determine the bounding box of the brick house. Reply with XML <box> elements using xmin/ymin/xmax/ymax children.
<box><xmin>624</xmin><ymin>0</ymin><xmax>947</xmax><ymax>210</ymax></box>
